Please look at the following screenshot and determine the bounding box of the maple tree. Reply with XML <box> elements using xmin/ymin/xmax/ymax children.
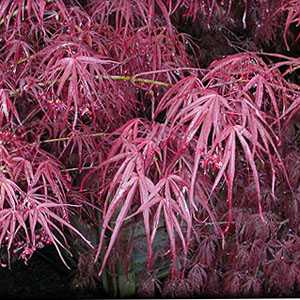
<box><xmin>0</xmin><ymin>0</ymin><xmax>299</xmax><ymax>297</ymax></box>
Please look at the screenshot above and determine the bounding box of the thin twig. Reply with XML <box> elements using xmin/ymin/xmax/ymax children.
<box><xmin>61</xmin><ymin>165</ymin><xmax>97</xmax><ymax>173</ymax></box>
<box><xmin>40</xmin><ymin>132</ymin><xmax>106</xmax><ymax>144</ymax></box>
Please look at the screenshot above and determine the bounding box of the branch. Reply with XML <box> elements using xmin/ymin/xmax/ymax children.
<box><xmin>9</xmin><ymin>73</ymin><xmax>171</xmax><ymax>97</ymax></box>
<box><xmin>100</xmin><ymin>75</ymin><xmax>170</xmax><ymax>87</ymax></box>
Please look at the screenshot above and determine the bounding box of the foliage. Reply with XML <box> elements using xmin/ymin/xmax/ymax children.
<box><xmin>0</xmin><ymin>0</ymin><xmax>299</xmax><ymax>297</ymax></box>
